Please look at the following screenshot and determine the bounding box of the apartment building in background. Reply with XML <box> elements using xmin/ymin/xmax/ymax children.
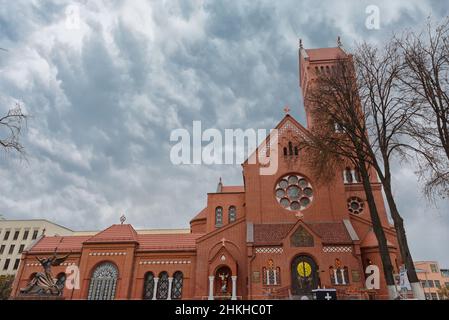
<box><xmin>0</xmin><ymin>219</ymin><xmax>74</xmax><ymax>276</ymax></box>
<box><xmin>415</xmin><ymin>261</ymin><xmax>449</xmax><ymax>300</ymax></box>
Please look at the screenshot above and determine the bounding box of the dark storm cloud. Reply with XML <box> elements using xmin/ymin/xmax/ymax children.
<box><xmin>0</xmin><ymin>0</ymin><xmax>447</xmax><ymax>265</ymax></box>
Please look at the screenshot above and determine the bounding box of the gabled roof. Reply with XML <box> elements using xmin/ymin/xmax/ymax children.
<box><xmin>136</xmin><ymin>233</ymin><xmax>203</xmax><ymax>251</ymax></box>
<box><xmin>29</xmin><ymin>235</ymin><xmax>91</xmax><ymax>253</ymax></box>
<box><xmin>253</xmin><ymin>221</ymin><xmax>353</xmax><ymax>245</ymax></box>
<box><xmin>360</xmin><ymin>229</ymin><xmax>395</xmax><ymax>249</ymax></box>
<box><xmin>191</xmin><ymin>208</ymin><xmax>207</xmax><ymax>223</ymax></box>
<box><xmin>244</xmin><ymin>114</ymin><xmax>310</xmax><ymax>165</ymax></box>
<box><xmin>84</xmin><ymin>224</ymin><xmax>139</xmax><ymax>244</ymax></box>
<box><xmin>27</xmin><ymin>231</ymin><xmax>204</xmax><ymax>253</ymax></box>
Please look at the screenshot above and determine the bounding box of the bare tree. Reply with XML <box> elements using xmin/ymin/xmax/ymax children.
<box><xmin>354</xmin><ymin>41</ymin><xmax>425</xmax><ymax>299</ymax></box>
<box><xmin>398</xmin><ymin>17</ymin><xmax>449</xmax><ymax>199</ymax></box>
<box><xmin>0</xmin><ymin>103</ymin><xmax>27</xmax><ymax>155</ymax></box>
<box><xmin>302</xmin><ymin>56</ymin><xmax>399</xmax><ymax>299</ymax></box>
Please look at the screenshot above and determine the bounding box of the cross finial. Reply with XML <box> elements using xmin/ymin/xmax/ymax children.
<box><xmin>295</xmin><ymin>212</ymin><xmax>304</xmax><ymax>220</ymax></box>
<box><xmin>299</xmin><ymin>38</ymin><xmax>303</xmax><ymax>49</ymax></box>
<box><xmin>120</xmin><ymin>214</ymin><xmax>126</xmax><ymax>225</ymax></box>
<box><xmin>337</xmin><ymin>36</ymin><xmax>342</xmax><ymax>47</ymax></box>
<box><xmin>283</xmin><ymin>106</ymin><xmax>291</xmax><ymax>114</ymax></box>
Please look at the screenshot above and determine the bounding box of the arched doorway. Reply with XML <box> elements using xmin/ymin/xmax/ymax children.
<box><xmin>291</xmin><ymin>255</ymin><xmax>319</xmax><ymax>296</ymax></box>
<box><xmin>214</xmin><ymin>266</ymin><xmax>232</xmax><ymax>299</ymax></box>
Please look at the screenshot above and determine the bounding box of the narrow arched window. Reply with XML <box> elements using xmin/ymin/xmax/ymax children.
<box><xmin>229</xmin><ymin>206</ymin><xmax>237</xmax><ymax>223</ymax></box>
<box><xmin>171</xmin><ymin>271</ymin><xmax>183</xmax><ymax>300</ymax></box>
<box><xmin>288</xmin><ymin>142</ymin><xmax>293</xmax><ymax>155</ymax></box>
<box><xmin>215</xmin><ymin>207</ymin><xmax>223</xmax><ymax>227</ymax></box>
<box><xmin>283</xmin><ymin>147</ymin><xmax>288</xmax><ymax>156</ymax></box>
<box><xmin>343</xmin><ymin>266</ymin><xmax>350</xmax><ymax>284</ymax></box>
<box><xmin>87</xmin><ymin>262</ymin><xmax>118</xmax><ymax>300</ymax></box>
<box><xmin>143</xmin><ymin>272</ymin><xmax>155</xmax><ymax>300</ymax></box>
<box><xmin>354</xmin><ymin>170</ymin><xmax>361</xmax><ymax>183</ymax></box>
<box><xmin>345</xmin><ymin>168</ymin><xmax>353</xmax><ymax>184</ymax></box>
<box><xmin>294</xmin><ymin>146</ymin><xmax>299</xmax><ymax>156</ymax></box>
<box><xmin>156</xmin><ymin>272</ymin><xmax>169</xmax><ymax>300</ymax></box>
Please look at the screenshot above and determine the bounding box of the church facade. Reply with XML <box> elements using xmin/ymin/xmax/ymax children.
<box><xmin>11</xmin><ymin>44</ymin><xmax>400</xmax><ymax>300</ymax></box>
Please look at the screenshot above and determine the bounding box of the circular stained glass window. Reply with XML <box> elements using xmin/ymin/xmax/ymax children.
<box><xmin>348</xmin><ymin>197</ymin><xmax>364</xmax><ymax>214</ymax></box>
<box><xmin>275</xmin><ymin>174</ymin><xmax>314</xmax><ymax>211</ymax></box>
<box><xmin>276</xmin><ymin>189</ymin><xmax>285</xmax><ymax>198</ymax></box>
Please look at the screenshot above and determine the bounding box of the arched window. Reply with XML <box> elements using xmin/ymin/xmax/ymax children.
<box><xmin>143</xmin><ymin>272</ymin><xmax>155</xmax><ymax>300</ymax></box>
<box><xmin>215</xmin><ymin>207</ymin><xmax>223</xmax><ymax>227</ymax></box>
<box><xmin>354</xmin><ymin>170</ymin><xmax>361</xmax><ymax>183</ymax></box>
<box><xmin>229</xmin><ymin>206</ymin><xmax>237</xmax><ymax>223</ymax></box>
<box><xmin>156</xmin><ymin>272</ymin><xmax>169</xmax><ymax>300</ymax></box>
<box><xmin>288</xmin><ymin>142</ymin><xmax>293</xmax><ymax>156</ymax></box>
<box><xmin>87</xmin><ymin>262</ymin><xmax>118</xmax><ymax>300</ymax></box>
<box><xmin>329</xmin><ymin>259</ymin><xmax>350</xmax><ymax>285</ymax></box>
<box><xmin>283</xmin><ymin>147</ymin><xmax>288</xmax><ymax>156</ymax></box>
<box><xmin>171</xmin><ymin>271</ymin><xmax>184</xmax><ymax>300</ymax></box>
<box><xmin>262</xmin><ymin>259</ymin><xmax>281</xmax><ymax>286</ymax></box>
<box><xmin>294</xmin><ymin>146</ymin><xmax>299</xmax><ymax>156</ymax></box>
<box><xmin>345</xmin><ymin>168</ymin><xmax>353</xmax><ymax>184</ymax></box>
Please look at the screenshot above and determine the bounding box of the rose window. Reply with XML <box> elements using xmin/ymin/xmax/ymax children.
<box><xmin>348</xmin><ymin>197</ymin><xmax>364</xmax><ymax>214</ymax></box>
<box><xmin>275</xmin><ymin>174</ymin><xmax>314</xmax><ymax>211</ymax></box>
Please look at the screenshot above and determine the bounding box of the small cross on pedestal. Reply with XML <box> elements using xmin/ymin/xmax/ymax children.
<box><xmin>283</xmin><ymin>106</ymin><xmax>291</xmax><ymax>114</ymax></box>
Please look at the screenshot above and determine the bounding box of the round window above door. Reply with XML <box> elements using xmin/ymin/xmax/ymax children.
<box><xmin>275</xmin><ymin>174</ymin><xmax>314</xmax><ymax>212</ymax></box>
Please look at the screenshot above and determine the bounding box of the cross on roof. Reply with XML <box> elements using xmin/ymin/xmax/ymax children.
<box><xmin>283</xmin><ymin>106</ymin><xmax>291</xmax><ymax>114</ymax></box>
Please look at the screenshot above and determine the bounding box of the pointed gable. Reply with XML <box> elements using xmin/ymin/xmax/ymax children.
<box><xmin>360</xmin><ymin>229</ymin><xmax>395</xmax><ymax>249</ymax></box>
<box><xmin>245</xmin><ymin>114</ymin><xmax>310</xmax><ymax>165</ymax></box>
<box><xmin>290</xmin><ymin>225</ymin><xmax>314</xmax><ymax>247</ymax></box>
<box><xmin>84</xmin><ymin>224</ymin><xmax>139</xmax><ymax>244</ymax></box>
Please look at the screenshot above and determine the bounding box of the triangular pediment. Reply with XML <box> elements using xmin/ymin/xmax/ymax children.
<box><xmin>245</xmin><ymin>114</ymin><xmax>310</xmax><ymax>165</ymax></box>
<box><xmin>282</xmin><ymin>220</ymin><xmax>323</xmax><ymax>248</ymax></box>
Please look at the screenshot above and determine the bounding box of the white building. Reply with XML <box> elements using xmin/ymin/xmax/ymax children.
<box><xmin>0</xmin><ymin>219</ymin><xmax>74</xmax><ymax>276</ymax></box>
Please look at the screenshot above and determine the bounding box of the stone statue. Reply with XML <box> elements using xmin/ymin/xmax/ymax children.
<box><xmin>218</xmin><ymin>272</ymin><xmax>229</xmax><ymax>293</ymax></box>
<box><xmin>20</xmin><ymin>253</ymin><xmax>70</xmax><ymax>296</ymax></box>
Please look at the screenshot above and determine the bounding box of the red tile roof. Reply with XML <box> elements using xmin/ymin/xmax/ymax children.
<box><xmin>306</xmin><ymin>47</ymin><xmax>346</xmax><ymax>61</ymax></box>
<box><xmin>254</xmin><ymin>224</ymin><xmax>293</xmax><ymax>245</ymax></box>
<box><xmin>307</xmin><ymin>222</ymin><xmax>352</xmax><ymax>244</ymax></box>
<box><xmin>136</xmin><ymin>233</ymin><xmax>202</xmax><ymax>251</ymax></box>
<box><xmin>29</xmin><ymin>235</ymin><xmax>91</xmax><ymax>253</ymax></box>
<box><xmin>191</xmin><ymin>208</ymin><xmax>207</xmax><ymax>222</ymax></box>
<box><xmin>253</xmin><ymin>222</ymin><xmax>352</xmax><ymax>245</ymax></box>
<box><xmin>360</xmin><ymin>230</ymin><xmax>395</xmax><ymax>249</ymax></box>
<box><xmin>84</xmin><ymin>224</ymin><xmax>138</xmax><ymax>244</ymax></box>
<box><xmin>27</xmin><ymin>225</ymin><xmax>204</xmax><ymax>253</ymax></box>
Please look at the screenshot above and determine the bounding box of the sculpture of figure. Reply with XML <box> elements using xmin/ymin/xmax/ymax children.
<box><xmin>218</xmin><ymin>272</ymin><xmax>229</xmax><ymax>293</ymax></box>
<box><xmin>20</xmin><ymin>252</ymin><xmax>70</xmax><ymax>296</ymax></box>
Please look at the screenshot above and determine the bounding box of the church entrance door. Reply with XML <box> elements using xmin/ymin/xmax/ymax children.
<box><xmin>214</xmin><ymin>266</ymin><xmax>232</xmax><ymax>300</ymax></box>
<box><xmin>291</xmin><ymin>255</ymin><xmax>319</xmax><ymax>297</ymax></box>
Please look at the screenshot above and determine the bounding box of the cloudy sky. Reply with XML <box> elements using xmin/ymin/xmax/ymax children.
<box><xmin>0</xmin><ymin>0</ymin><xmax>448</xmax><ymax>265</ymax></box>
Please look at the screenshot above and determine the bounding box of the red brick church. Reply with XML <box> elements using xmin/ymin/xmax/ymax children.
<box><xmin>11</xmin><ymin>44</ymin><xmax>400</xmax><ymax>300</ymax></box>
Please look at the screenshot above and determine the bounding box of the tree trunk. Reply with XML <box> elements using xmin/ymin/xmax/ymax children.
<box><xmin>358</xmin><ymin>161</ymin><xmax>397</xmax><ymax>299</ymax></box>
<box><xmin>382</xmin><ymin>179</ymin><xmax>425</xmax><ymax>300</ymax></box>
